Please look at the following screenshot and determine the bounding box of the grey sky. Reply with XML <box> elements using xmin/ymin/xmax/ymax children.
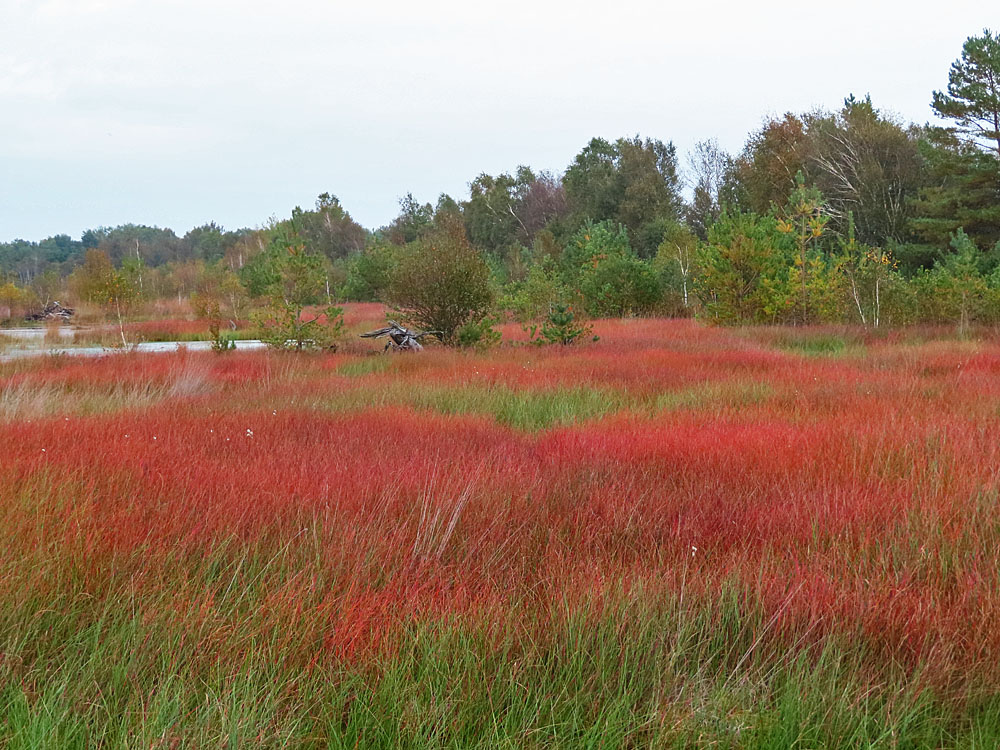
<box><xmin>0</xmin><ymin>0</ymin><xmax>991</xmax><ymax>242</ymax></box>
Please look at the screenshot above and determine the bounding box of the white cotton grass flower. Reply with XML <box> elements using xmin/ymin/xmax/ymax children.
<box><xmin>691</xmin><ymin>545</ymin><xmax>698</xmax><ymax>556</ymax></box>
<box><xmin>246</xmin><ymin>428</ymin><xmax>254</xmax><ymax>437</ymax></box>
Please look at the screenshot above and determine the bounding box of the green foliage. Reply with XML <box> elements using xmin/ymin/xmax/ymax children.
<box><xmin>563</xmin><ymin>136</ymin><xmax>683</xmax><ymax>256</ymax></box>
<box><xmin>386</xmin><ymin>218</ymin><xmax>495</xmax><ymax>346</ymax></box>
<box><xmin>686</xmin><ymin>138</ymin><xmax>728</xmax><ymax>240</ymax></box>
<box><xmin>255</xmin><ymin>303</ymin><xmax>343</xmax><ymax>351</ymax></box>
<box><xmin>0</xmin><ymin>234</ymin><xmax>83</xmax><ymax>275</ymax></box>
<box><xmin>463</xmin><ymin>168</ymin><xmax>534</xmax><ymax>255</ymax></box>
<box><xmin>697</xmin><ymin>177</ymin><xmax>842</xmax><ymax>326</ymax></box>
<box><xmin>501</xmin><ymin>264</ymin><xmax>572</xmax><ymax>323</ymax></box>
<box><xmin>806</xmin><ymin>95</ymin><xmax>924</xmax><ymax>246</ymax></box>
<box><xmin>0</xmin><ymin>281</ymin><xmax>28</xmax><ymax>320</ymax></box>
<box><xmin>290</xmin><ymin>193</ymin><xmax>366</xmax><ymax>262</ymax></box>
<box><xmin>837</xmin><ymin>218</ymin><xmax>907</xmax><ymax>328</ymax></box>
<box><xmin>102</xmin><ymin>271</ymin><xmax>140</xmax><ymax>348</ymax></box>
<box><xmin>81</xmin><ymin>224</ymin><xmax>183</xmax><ymax>267</ymax></box>
<box><xmin>8</xmin><ymin>65</ymin><xmax>1000</xmax><ymax>337</ymax></box>
<box><xmin>723</xmin><ymin>114</ymin><xmax>808</xmax><ymax>214</ymax></box>
<box><xmin>905</xmin><ymin>32</ymin><xmax>1000</xmax><ymax>268</ymax></box>
<box><xmin>239</xmin><ymin>245</ymin><xmax>282</xmax><ymax>299</ymax></box>
<box><xmin>932</xmin><ymin>29</ymin><xmax>1000</xmax><ymax>159</ymax></box>
<box><xmin>531</xmin><ymin>228</ymin><xmax>563</xmax><ymax>266</ymax></box>
<box><xmin>27</xmin><ymin>269</ymin><xmax>62</xmax><ymax>309</ymax></box>
<box><xmin>561</xmin><ymin>220</ymin><xmax>661</xmax><ymax>317</ymax></box>
<box><xmin>205</xmin><ymin>300</ymin><xmax>237</xmax><ymax>353</ymax></box>
<box><xmin>384</xmin><ymin>193</ymin><xmax>434</xmax><ymax>245</ymax></box>
<box><xmin>341</xmin><ymin>242</ymin><xmax>396</xmax><ymax>301</ymax></box>
<box><xmin>252</xmin><ymin>234</ymin><xmax>343</xmax><ymax>351</ymax></box>
<box><xmin>67</xmin><ymin>248</ymin><xmax>141</xmax><ymax>345</ymax></box>
<box><xmin>455</xmin><ymin>316</ymin><xmax>502</xmax><ymax>350</ymax></box>
<box><xmin>578</xmin><ymin>251</ymin><xmax>661</xmax><ymax>317</ymax></box>
<box><xmin>696</xmin><ymin>211</ymin><xmax>793</xmax><ymax>324</ymax></box>
<box><xmin>654</xmin><ymin>222</ymin><xmax>698</xmax><ymax>314</ymax></box>
<box><xmin>913</xmin><ymin>229</ymin><xmax>995</xmax><ymax>332</ymax></box>
<box><xmin>190</xmin><ymin>261</ymin><xmax>248</xmax><ymax>324</ymax></box>
<box><xmin>530</xmin><ymin>302</ymin><xmax>595</xmax><ymax>345</ymax></box>
<box><xmin>775</xmin><ymin>173</ymin><xmax>832</xmax><ymax>324</ymax></box>
<box><xmin>907</xmin><ymin>130</ymin><xmax>1000</xmax><ymax>265</ymax></box>
<box><xmin>561</xmin><ymin>220</ymin><xmax>631</xmax><ymax>283</ymax></box>
<box><xmin>182</xmin><ymin>222</ymin><xmax>226</xmax><ymax>262</ymax></box>
<box><xmin>209</xmin><ymin>326</ymin><xmax>237</xmax><ymax>353</ymax></box>
<box><xmin>70</xmin><ymin>249</ymin><xmax>115</xmax><ymax>304</ymax></box>
<box><xmin>771</xmin><ymin>254</ymin><xmax>844</xmax><ymax>324</ymax></box>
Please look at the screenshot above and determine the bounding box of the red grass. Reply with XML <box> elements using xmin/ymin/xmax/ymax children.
<box><xmin>4</xmin><ymin>321</ymin><xmax>1000</xmax><ymax>692</ymax></box>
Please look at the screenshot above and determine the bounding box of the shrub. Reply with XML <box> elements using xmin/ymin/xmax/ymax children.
<box><xmin>578</xmin><ymin>252</ymin><xmax>661</xmax><ymax>317</ymax></box>
<box><xmin>456</xmin><ymin>316</ymin><xmax>502</xmax><ymax>350</ymax></box>
<box><xmin>530</xmin><ymin>303</ymin><xmax>595</xmax><ymax>345</ymax></box>
<box><xmin>0</xmin><ymin>282</ymin><xmax>28</xmax><ymax>322</ymax></box>
<box><xmin>562</xmin><ymin>220</ymin><xmax>661</xmax><ymax>318</ymax></box>
<box><xmin>252</xmin><ymin>234</ymin><xmax>343</xmax><ymax>351</ymax></box>
<box><xmin>342</xmin><ymin>243</ymin><xmax>396</xmax><ymax>301</ymax></box>
<box><xmin>695</xmin><ymin>211</ymin><xmax>793</xmax><ymax>324</ymax></box>
<box><xmin>208</xmin><ymin>312</ymin><xmax>237</xmax><ymax>354</ymax></box>
<box><xmin>255</xmin><ymin>304</ymin><xmax>342</xmax><ymax>351</ymax></box>
<box><xmin>912</xmin><ymin>230</ymin><xmax>992</xmax><ymax>332</ymax></box>
<box><xmin>386</xmin><ymin>217</ymin><xmax>495</xmax><ymax>345</ymax></box>
<box><xmin>561</xmin><ymin>220</ymin><xmax>631</xmax><ymax>284</ymax></box>
<box><xmin>502</xmin><ymin>264</ymin><xmax>574</xmax><ymax>323</ymax></box>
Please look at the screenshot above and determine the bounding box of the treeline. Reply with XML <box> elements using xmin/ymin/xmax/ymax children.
<box><xmin>3</xmin><ymin>30</ymin><xmax>999</xmax><ymax>332</ymax></box>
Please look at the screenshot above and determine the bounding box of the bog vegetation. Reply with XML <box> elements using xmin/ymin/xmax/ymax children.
<box><xmin>4</xmin><ymin>317</ymin><xmax>1000</xmax><ymax>745</ymax></box>
<box><xmin>3</xmin><ymin>30</ymin><xmax>1000</xmax><ymax>749</ymax></box>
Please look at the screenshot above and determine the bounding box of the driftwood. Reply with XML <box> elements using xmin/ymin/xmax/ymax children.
<box><xmin>360</xmin><ymin>321</ymin><xmax>439</xmax><ymax>352</ymax></box>
<box><xmin>25</xmin><ymin>301</ymin><xmax>74</xmax><ymax>322</ymax></box>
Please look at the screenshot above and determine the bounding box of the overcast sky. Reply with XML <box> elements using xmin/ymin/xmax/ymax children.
<box><xmin>0</xmin><ymin>0</ymin><xmax>992</xmax><ymax>242</ymax></box>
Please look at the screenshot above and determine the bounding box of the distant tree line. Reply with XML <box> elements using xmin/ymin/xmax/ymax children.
<box><xmin>2</xmin><ymin>30</ymin><xmax>999</xmax><ymax>336</ymax></box>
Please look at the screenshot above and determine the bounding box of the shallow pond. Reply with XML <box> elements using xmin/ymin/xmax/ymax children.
<box><xmin>0</xmin><ymin>339</ymin><xmax>266</xmax><ymax>360</ymax></box>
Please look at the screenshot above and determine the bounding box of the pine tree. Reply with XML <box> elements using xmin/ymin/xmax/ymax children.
<box><xmin>932</xmin><ymin>29</ymin><xmax>1000</xmax><ymax>161</ymax></box>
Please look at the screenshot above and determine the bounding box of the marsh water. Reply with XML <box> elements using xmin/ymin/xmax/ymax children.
<box><xmin>0</xmin><ymin>328</ymin><xmax>265</xmax><ymax>360</ymax></box>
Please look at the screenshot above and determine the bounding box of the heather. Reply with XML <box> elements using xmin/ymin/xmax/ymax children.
<box><xmin>2</xmin><ymin>320</ymin><xmax>1000</xmax><ymax>746</ymax></box>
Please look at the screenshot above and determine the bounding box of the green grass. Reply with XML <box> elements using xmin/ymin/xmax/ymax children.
<box><xmin>319</xmin><ymin>382</ymin><xmax>633</xmax><ymax>430</ymax></box>
<box><xmin>777</xmin><ymin>334</ymin><xmax>851</xmax><ymax>357</ymax></box>
<box><xmin>2</xmin><ymin>581</ymin><xmax>997</xmax><ymax>748</ymax></box>
<box><xmin>337</xmin><ymin>356</ymin><xmax>396</xmax><ymax>377</ymax></box>
<box><xmin>315</xmin><ymin>379</ymin><xmax>777</xmax><ymax>430</ymax></box>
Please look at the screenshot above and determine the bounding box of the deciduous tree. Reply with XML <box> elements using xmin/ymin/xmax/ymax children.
<box><xmin>386</xmin><ymin>217</ymin><xmax>495</xmax><ymax>345</ymax></box>
<box><xmin>252</xmin><ymin>231</ymin><xmax>343</xmax><ymax>351</ymax></box>
<box><xmin>806</xmin><ymin>95</ymin><xmax>923</xmax><ymax>247</ymax></box>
